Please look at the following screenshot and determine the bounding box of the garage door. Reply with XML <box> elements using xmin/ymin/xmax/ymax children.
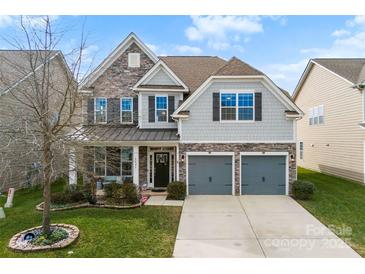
<box><xmin>241</xmin><ymin>155</ymin><xmax>286</xmax><ymax>195</ymax></box>
<box><xmin>188</xmin><ymin>155</ymin><xmax>232</xmax><ymax>195</ymax></box>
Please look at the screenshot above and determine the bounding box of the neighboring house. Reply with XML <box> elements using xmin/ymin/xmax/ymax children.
<box><xmin>70</xmin><ymin>32</ymin><xmax>303</xmax><ymax>195</ymax></box>
<box><xmin>293</xmin><ymin>58</ymin><xmax>365</xmax><ymax>183</ymax></box>
<box><xmin>0</xmin><ymin>50</ymin><xmax>75</xmax><ymax>191</ymax></box>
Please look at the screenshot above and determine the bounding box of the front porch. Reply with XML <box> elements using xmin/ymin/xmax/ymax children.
<box><xmin>67</xmin><ymin>125</ymin><xmax>180</xmax><ymax>190</ymax></box>
<box><xmin>69</xmin><ymin>144</ymin><xmax>180</xmax><ymax>191</ymax></box>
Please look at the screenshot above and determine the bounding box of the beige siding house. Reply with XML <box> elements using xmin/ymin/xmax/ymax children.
<box><xmin>293</xmin><ymin>59</ymin><xmax>365</xmax><ymax>183</ymax></box>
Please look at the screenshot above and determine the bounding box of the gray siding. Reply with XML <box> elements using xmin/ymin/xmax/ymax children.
<box><xmin>180</xmin><ymin>81</ymin><xmax>294</xmax><ymax>142</ymax></box>
<box><xmin>140</xmin><ymin>92</ymin><xmax>181</xmax><ymax>128</ymax></box>
<box><xmin>145</xmin><ymin>68</ymin><xmax>177</xmax><ymax>86</ymax></box>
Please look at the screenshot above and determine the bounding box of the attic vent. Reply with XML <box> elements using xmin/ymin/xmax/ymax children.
<box><xmin>128</xmin><ymin>53</ymin><xmax>140</xmax><ymax>68</ymax></box>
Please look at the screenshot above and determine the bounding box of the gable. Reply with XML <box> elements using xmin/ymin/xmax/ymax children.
<box><xmin>80</xmin><ymin>33</ymin><xmax>158</xmax><ymax>89</ymax></box>
<box><xmin>143</xmin><ymin>67</ymin><xmax>180</xmax><ymax>86</ymax></box>
<box><xmin>174</xmin><ymin>76</ymin><xmax>303</xmax><ymax>117</ymax></box>
<box><xmin>133</xmin><ymin>60</ymin><xmax>189</xmax><ymax>92</ymax></box>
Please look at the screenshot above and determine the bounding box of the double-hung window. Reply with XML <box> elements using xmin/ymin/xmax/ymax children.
<box><xmin>299</xmin><ymin>142</ymin><xmax>304</xmax><ymax>160</ymax></box>
<box><xmin>121</xmin><ymin>147</ymin><xmax>133</xmax><ymax>181</ymax></box>
<box><xmin>121</xmin><ymin>97</ymin><xmax>133</xmax><ymax>124</ymax></box>
<box><xmin>94</xmin><ymin>147</ymin><xmax>106</xmax><ymax>176</ymax></box>
<box><xmin>156</xmin><ymin>96</ymin><xmax>168</xmax><ymax>122</ymax></box>
<box><xmin>309</xmin><ymin>105</ymin><xmax>324</xmax><ymax>126</ymax></box>
<box><xmin>95</xmin><ymin>98</ymin><xmax>107</xmax><ymax>123</ymax></box>
<box><xmin>220</xmin><ymin>92</ymin><xmax>254</xmax><ymax>121</ymax></box>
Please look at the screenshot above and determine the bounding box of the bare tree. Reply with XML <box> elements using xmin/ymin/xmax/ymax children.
<box><xmin>0</xmin><ymin>16</ymin><xmax>87</xmax><ymax>235</ymax></box>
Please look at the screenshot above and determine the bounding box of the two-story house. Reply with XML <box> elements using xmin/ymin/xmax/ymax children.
<box><xmin>294</xmin><ymin>58</ymin><xmax>365</xmax><ymax>183</ymax></box>
<box><xmin>69</xmin><ymin>32</ymin><xmax>303</xmax><ymax>195</ymax></box>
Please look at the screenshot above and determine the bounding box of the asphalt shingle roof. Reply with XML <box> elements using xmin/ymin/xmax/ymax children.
<box><xmin>160</xmin><ymin>56</ymin><xmax>226</xmax><ymax>94</ymax></box>
<box><xmin>313</xmin><ymin>58</ymin><xmax>365</xmax><ymax>84</ymax></box>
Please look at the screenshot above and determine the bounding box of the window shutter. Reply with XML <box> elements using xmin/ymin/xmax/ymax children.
<box><xmin>212</xmin><ymin>92</ymin><xmax>220</xmax><ymax>121</ymax></box>
<box><xmin>106</xmin><ymin>147</ymin><xmax>121</xmax><ymax>176</ymax></box>
<box><xmin>133</xmin><ymin>97</ymin><xmax>138</xmax><ymax>125</ymax></box>
<box><xmin>84</xmin><ymin>146</ymin><xmax>94</xmax><ymax>175</ymax></box>
<box><xmin>87</xmin><ymin>98</ymin><xmax>94</xmax><ymax>124</ymax></box>
<box><xmin>255</xmin><ymin>92</ymin><xmax>262</xmax><ymax>121</ymax></box>
<box><xmin>148</xmin><ymin>96</ymin><xmax>155</xmax><ymax>122</ymax></box>
<box><xmin>107</xmin><ymin>98</ymin><xmax>120</xmax><ymax>124</ymax></box>
<box><xmin>168</xmin><ymin>96</ymin><xmax>175</xmax><ymax>122</ymax></box>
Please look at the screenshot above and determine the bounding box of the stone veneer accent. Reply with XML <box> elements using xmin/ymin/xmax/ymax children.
<box><xmin>82</xmin><ymin>42</ymin><xmax>155</xmax><ymax>124</ymax></box>
<box><xmin>139</xmin><ymin>146</ymin><xmax>148</xmax><ymax>186</ymax></box>
<box><xmin>178</xmin><ymin>143</ymin><xmax>297</xmax><ymax>195</ymax></box>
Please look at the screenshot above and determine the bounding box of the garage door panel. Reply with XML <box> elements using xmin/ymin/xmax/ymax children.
<box><xmin>188</xmin><ymin>156</ymin><xmax>232</xmax><ymax>195</ymax></box>
<box><xmin>241</xmin><ymin>156</ymin><xmax>286</xmax><ymax>195</ymax></box>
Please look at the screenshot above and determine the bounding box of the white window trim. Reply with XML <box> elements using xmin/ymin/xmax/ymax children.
<box><xmin>155</xmin><ymin>95</ymin><xmax>169</xmax><ymax>123</ymax></box>
<box><xmin>309</xmin><ymin>104</ymin><xmax>324</xmax><ymax>126</ymax></box>
<box><xmin>94</xmin><ymin>147</ymin><xmax>107</xmax><ymax>177</ymax></box>
<box><xmin>299</xmin><ymin>141</ymin><xmax>304</xmax><ymax>160</ymax></box>
<box><xmin>94</xmin><ymin>97</ymin><xmax>107</xmax><ymax>124</ymax></box>
<box><xmin>120</xmin><ymin>97</ymin><xmax>134</xmax><ymax>124</ymax></box>
<box><xmin>121</xmin><ymin>147</ymin><xmax>133</xmax><ymax>180</ymax></box>
<box><xmin>219</xmin><ymin>90</ymin><xmax>255</xmax><ymax>123</ymax></box>
<box><xmin>128</xmin><ymin>53</ymin><xmax>140</xmax><ymax>68</ymax></box>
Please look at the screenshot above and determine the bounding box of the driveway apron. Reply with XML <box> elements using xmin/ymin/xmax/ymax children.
<box><xmin>173</xmin><ymin>195</ymin><xmax>360</xmax><ymax>258</ymax></box>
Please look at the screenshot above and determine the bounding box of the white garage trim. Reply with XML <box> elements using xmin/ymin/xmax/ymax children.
<box><xmin>185</xmin><ymin>152</ymin><xmax>235</xmax><ymax>196</ymax></box>
<box><xmin>239</xmin><ymin>152</ymin><xmax>289</xmax><ymax>195</ymax></box>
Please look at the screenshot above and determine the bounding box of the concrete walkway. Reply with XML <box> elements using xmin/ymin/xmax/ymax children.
<box><xmin>144</xmin><ymin>195</ymin><xmax>184</xmax><ymax>206</ymax></box>
<box><xmin>173</xmin><ymin>196</ymin><xmax>360</xmax><ymax>258</ymax></box>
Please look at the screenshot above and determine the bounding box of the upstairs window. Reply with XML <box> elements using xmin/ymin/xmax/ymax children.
<box><xmin>220</xmin><ymin>92</ymin><xmax>254</xmax><ymax>121</ymax></box>
<box><xmin>309</xmin><ymin>105</ymin><xmax>324</xmax><ymax>126</ymax></box>
<box><xmin>121</xmin><ymin>97</ymin><xmax>133</xmax><ymax>124</ymax></box>
<box><xmin>156</xmin><ymin>96</ymin><xmax>168</xmax><ymax>122</ymax></box>
<box><xmin>128</xmin><ymin>53</ymin><xmax>140</xmax><ymax>68</ymax></box>
<box><xmin>95</xmin><ymin>98</ymin><xmax>107</xmax><ymax>123</ymax></box>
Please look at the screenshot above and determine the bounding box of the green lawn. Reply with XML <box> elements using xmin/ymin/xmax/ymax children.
<box><xmin>297</xmin><ymin>167</ymin><xmax>365</xmax><ymax>257</ymax></box>
<box><xmin>0</xmin><ymin>183</ymin><xmax>181</xmax><ymax>258</ymax></box>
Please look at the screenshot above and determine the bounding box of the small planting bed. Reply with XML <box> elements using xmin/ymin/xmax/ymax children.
<box><xmin>8</xmin><ymin>224</ymin><xmax>79</xmax><ymax>252</ymax></box>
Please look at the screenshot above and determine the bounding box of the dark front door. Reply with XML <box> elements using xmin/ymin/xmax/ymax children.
<box><xmin>154</xmin><ymin>152</ymin><xmax>170</xmax><ymax>188</ymax></box>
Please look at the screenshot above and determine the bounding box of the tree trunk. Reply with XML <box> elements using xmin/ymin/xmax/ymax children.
<box><xmin>42</xmin><ymin>137</ymin><xmax>52</xmax><ymax>236</ymax></box>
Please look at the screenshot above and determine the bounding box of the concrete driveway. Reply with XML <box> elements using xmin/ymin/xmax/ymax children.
<box><xmin>173</xmin><ymin>196</ymin><xmax>360</xmax><ymax>258</ymax></box>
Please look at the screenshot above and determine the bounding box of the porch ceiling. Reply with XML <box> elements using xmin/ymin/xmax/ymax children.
<box><xmin>67</xmin><ymin>125</ymin><xmax>179</xmax><ymax>143</ymax></box>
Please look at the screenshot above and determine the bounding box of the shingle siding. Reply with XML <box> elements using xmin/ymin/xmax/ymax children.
<box><xmin>296</xmin><ymin>64</ymin><xmax>365</xmax><ymax>183</ymax></box>
<box><xmin>145</xmin><ymin>68</ymin><xmax>177</xmax><ymax>86</ymax></box>
<box><xmin>141</xmin><ymin>92</ymin><xmax>180</xmax><ymax>128</ymax></box>
<box><xmin>180</xmin><ymin>81</ymin><xmax>294</xmax><ymax>142</ymax></box>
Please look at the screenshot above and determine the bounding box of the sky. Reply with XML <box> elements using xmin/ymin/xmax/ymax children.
<box><xmin>1</xmin><ymin>15</ymin><xmax>365</xmax><ymax>93</ymax></box>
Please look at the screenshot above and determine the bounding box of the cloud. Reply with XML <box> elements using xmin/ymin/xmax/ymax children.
<box><xmin>146</xmin><ymin>43</ymin><xmax>159</xmax><ymax>52</ymax></box>
<box><xmin>174</xmin><ymin>45</ymin><xmax>202</xmax><ymax>55</ymax></box>
<box><xmin>331</xmin><ymin>29</ymin><xmax>350</xmax><ymax>37</ymax></box>
<box><xmin>0</xmin><ymin>16</ymin><xmax>14</xmax><ymax>28</ymax></box>
<box><xmin>346</xmin><ymin>15</ymin><xmax>365</xmax><ymax>27</ymax></box>
<box><xmin>185</xmin><ymin>16</ymin><xmax>264</xmax><ymax>51</ymax></box>
<box><xmin>0</xmin><ymin>16</ymin><xmax>59</xmax><ymax>30</ymax></box>
<box><xmin>265</xmin><ymin>16</ymin><xmax>365</xmax><ymax>92</ymax></box>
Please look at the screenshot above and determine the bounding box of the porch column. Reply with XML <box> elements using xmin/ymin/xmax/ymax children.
<box><xmin>176</xmin><ymin>145</ymin><xmax>180</xmax><ymax>181</ymax></box>
<box><xmin>133</xmin><ymin>145</ymin><xmax>139</xmax><ymax>187</ymax></box>
<box><xmin>69</xmin><ymin>147</ymin><xmax>77</xmax><ymax>186</ymax></box>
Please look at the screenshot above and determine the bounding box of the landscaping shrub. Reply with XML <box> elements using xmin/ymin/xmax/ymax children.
<box><xmin>292</xmin><ymin>180</ymin><xmax>315</xmax><ymax>200</ymax></box>
<box><xmin>167</xmin><ymin>181</ymin><xmax>186</xmax><ymax>200</ymax></box>
<box><xmin>121</xmin><ymin>182</ymin><xmax>139</xmax><ymax>204</ymax></box>
<box><xmin>31</xmin><ymin>228</ymin><xmax>68</xmax><ymax>246</ymax></box>
<box><xmin>50</xmin><ymin>192</ymin><xmax>71</xmax><ymax>205</ymax></box>
<box><xmin>69</xmin><ymin>191</ymin><xmax>87</xmax><ymax>203</ymax></box>
<box><xmin>83</xmin><ymin>181</ymin><xmax>97</xmax><ymax>204</ymax></box>
<box><xmin>104</xmin><ymin>182</ymin><xmax>122</xmax><ymax>198</ymax></box>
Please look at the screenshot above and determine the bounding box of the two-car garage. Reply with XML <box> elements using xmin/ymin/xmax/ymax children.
<box><xmin>187</xmin><ymin>153</ymin><xmax>288</xmax><ymax>195</ymax></box>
